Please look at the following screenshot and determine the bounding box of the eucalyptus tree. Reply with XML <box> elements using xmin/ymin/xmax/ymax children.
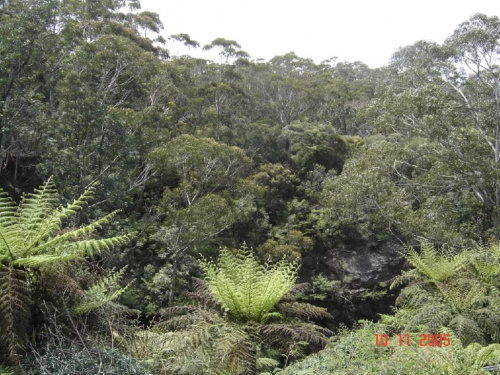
<box><xmin>0</xmin><ymin>0</ymin><xmax>59</xmax><ymax>187</ymax></box>
<box><xmin>360</xmin><ymin>14</ymin><xmax>500</xmax><ymax>242</ymax></box>
<box><xmin>148</xmin><ymin>135</ymin><xmax>258</xmax><ymax>306</ymax></box>
<box><xmin>444</xmin><ymin>13</ymin><xmax>500</xmax><ymax>236</ymax></box>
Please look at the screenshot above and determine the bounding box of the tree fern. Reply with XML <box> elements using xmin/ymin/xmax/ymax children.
<box><xmin>392</xmin><ymin>242</ymin><xmax>500</xmax><ymax>346</ymax></box>
<box><xmin>201</xmin><ymin>247</ymin><xmax>298</xmax><ymax>323</ymax></box>
<box><xmin>162</xmin><ymin>246</ymin><xmax>332</xmax><ymax>374</ymax></box>
<box><xmin>468</xmin><ymin>242</ymin><xmax>500</xmax><ymax>283</ymax></box>
<box><xmin>0</xmin><ymin>178</ymin><xmax>131</xmax><ymax>363</ymax></box>
<box><xmin>404</xmin><ymin>242</ymin><xmax>466</xmax><ymax>283</ymax></box>
<box><xmin>0</xmin><ymin>266</ymin><xmax>31</xmax><ymax>362</ymax></box>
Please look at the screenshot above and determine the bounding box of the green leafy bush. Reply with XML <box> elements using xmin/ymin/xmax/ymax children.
<box><xmin>20</xmin><ymin>343</ymin><xmax>149</xmax><ymax>375</ymax></box>
<box><xmin>283</xmin><ymin>321</ymin><xmax>498</xmax><ymax>375</ymax></box>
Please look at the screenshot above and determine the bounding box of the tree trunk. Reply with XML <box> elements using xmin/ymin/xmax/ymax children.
<box><xmin>168</xmin><ymin>257</ymin><xmax>178</xmax><ymax>307</ymax></box>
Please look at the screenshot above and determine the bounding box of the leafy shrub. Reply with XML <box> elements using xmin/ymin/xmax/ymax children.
<box><xmin>20</xmin><ymin>343</ymin><xmax>149</xmax><ymax>375</ymax></box>
<box><xmin>283</xmin><ymin>321</ymin><xmax>498</xmax><ymax>375</ymax></box>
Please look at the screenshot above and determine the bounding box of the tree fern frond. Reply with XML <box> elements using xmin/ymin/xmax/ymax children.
<box><xmin>0</xmin><ymin>266</ymin><xmax>31</xmax><ymax>363</ymax></box>
<box><xmin>469</xmin><ymin>242</ymin><xmax>500</xmax><ymax>282</ymax></box>
<box><xmin>10</xmin><ymin>235</ymin><xmax>130</xmax><ymax>268</ymax></box>
<box><xmin>436</xmin><ymin>279</ymin><xmax>486</xmax><ymax>313</ymax></box>
<box><xmin>405</xmin><ymin>302</ymin><xmax>452</xmax><ymax>333</ymax></box>
<box><xmin>258</xmin><ymin>322</ymin><xmax>331</xmax><ymax>346</ymax></box>
<box><xmin>277</xmin><ymin>302</ymin><xmax>332</xmax><ymax>321</ymax></box>
<box><xmin>281</xmin><ymin>282</ymin><xmax>310</xmax><ymax>301</ymax></box>
<box><xmin>71</xmin><ymin>267</ymin><xmax>131</xmax><ymax>315</ymax></box>
<box><xmin>18</xmin><ymin>187</ymin><xmax>97</xmax><ymax>253</ymax></box>
<box><xmin>188</xmin><ymin>277</ymin><xmax>220</xmax><ymax>307</ymax></box>
<box><xmin>449</xmin><ymin>314</ymin><xmax>485</xmax><ymax>345</ymax></box>
<box><xmin>405</xmin><ymin>243</ymin><xmax>466</xmax><ymax>283</ymax></box>
<box><xmin>390</xmin><ymin>269</ymin><xmax>419</xmax><ymax>289</ymax></box>
<box><xmin>256</xmin><ymin>357</ymin><xmax>280</xmax><ymax>370</ymax></box>
<box><xmin>439</xmin><ymin>326</ymin><xmax>463</xmax><ymax>348</ymax></box>
<box><xmin>201</xmin><ymin>248</ymin><xmax>298</xmax><ymax>323</ymax></box>
<box><xmin>28</xmin><ymin>210</ymin><xmax>124</xmax><ymax>256</ymax></box>
<box><xmin>0</xmin><ymin>191</ymin><xmax>16</xmax><ymax>226</ymax></box>
<box><xmin>17</xmin><ymin>177</ymin><xmax>59</xmax><ymax>245</ymax></box>
<box><xmin>395</xmin><ymin>283</ymin><xmax>431</xmax><ymax>309</ymax></box>
<box><xmin>474</xmin><ymin>344</ymin><xmax>500</xmax><ymax>368</ymax></box>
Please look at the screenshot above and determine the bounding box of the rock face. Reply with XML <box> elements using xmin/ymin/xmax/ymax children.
<box><xmin>302</xmin><ymin>240</ymin><xmax>407</xmax><ymax>324</ymax></box>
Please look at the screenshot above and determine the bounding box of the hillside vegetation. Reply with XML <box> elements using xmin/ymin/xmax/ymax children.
<box><xmin>1</xmin><ymin>0</ymin><xmax>500</xmax><ymax>373</ymax></box>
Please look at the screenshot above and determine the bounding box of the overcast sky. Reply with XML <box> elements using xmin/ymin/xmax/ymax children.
<box><xmin>139</xmin><ymin>0</ymin><xmax>500</xmax><ymax>68</ymax></box>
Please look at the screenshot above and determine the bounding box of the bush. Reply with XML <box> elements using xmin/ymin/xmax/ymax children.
<box><xmin>20</xmin><ymin>342</ymin><xmax>150</xmax><ymax>375</ymax></box>
<box><xmin>282</xmin><ymin>321</ymin><xmax>498</xmax><ymax>375</ymax></box>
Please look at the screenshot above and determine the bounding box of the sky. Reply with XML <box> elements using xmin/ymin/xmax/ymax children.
<box><xmin>139</xmin><ymin>0</ymin><xmax>500</xmax><ymax>68</ymax></box>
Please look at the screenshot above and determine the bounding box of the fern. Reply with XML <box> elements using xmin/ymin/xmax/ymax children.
<box><xmin>0</xmin><ymin>179</ymin><xmax>131</xmax><ymax>363</ymax></box>
<box><xmin>474</xmin><ymin>344</ymin><xmax>500</xmax><ymax>368</ymax></box>
<box><xmin>162</xmin><ymin>246</ymin><xmax>332</xmax><ymax>374</ymax></box>
<box><xmin>201</xmin><ymin>247</ymin><xmax>298</xmax><ymax>323</ymax></box>
<box><xmin>469</xmin><ymin>242</ymin><xmax>500</xmax><ymax>283</ymax></box>
<box><xmin>0</xmin><ymin>266</ymin><xmax>31</xmax><ymax>362</ymax></box>
<box><xmin>71</xmin><ymin>267</ymin><xmax>131</xmax><ymax>315</ymax></box>
<box><xmin>404</xmin><ymin>242</ymin><xmax>466</xmax><ymax>283</ymax></box>
<box><xmin>392</xmin><ymin>241</ymin><xmax>500</xmax><ymax>346</ymax></box>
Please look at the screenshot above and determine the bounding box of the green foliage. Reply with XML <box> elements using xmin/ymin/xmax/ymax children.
<box><xmin>283</xmin><ymin>122</ymin><xmax>348</xmax><ymax>175</ymax></box>
<box><xmin>0</xmin><ymin>178</ymin><xmax>130</xmax><ymax>363</ymax></box>
<box><xmin>162</xmin><ymin>248</ymin><xmax>331</xmax><ymax>374</ymax></box>
<box><xmin>71</xmin><ymin>267</ymin><xmax>132</xmax><ymax>315</ymax></box>
<box><xmin>403</xmin><ymin>243</ymin><xmax>467</xmax><ymax>283</ymax></box>
<box><xmin>0</xmin><ymin>178</ymin><xmax>129</xmax><ymax>268</ymax></box>
<box><xmin>20</xmin><ymin>342</ymin><xmax>149</xmax><ymax>375</ymax></box>
<box><xmin>309</xmin><ymin>274</ymin><xmax>340</xmax><ymax>301</ymax></box>
<box><xmin>283</xmin><ymin>321</ymin><xmax>495</xmax><ymax>375</ymax></box>
<box><xmin>201</xmin><ymin>247</ymin><xmax>298</xmax><ymax>323</ymax></box>
<box><xmin>391</xmin><ymin>242</ymin><xmax>500</xmax><ymax>346</ymax></box>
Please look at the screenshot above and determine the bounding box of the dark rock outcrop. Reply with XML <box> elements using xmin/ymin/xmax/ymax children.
<box><xmin>301</xmin><ymin>240</ymin><xmax>407</xmax><ymax>325</ymax></box>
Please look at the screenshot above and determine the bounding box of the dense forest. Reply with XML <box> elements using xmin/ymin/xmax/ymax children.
<box><xmin>1</xmin><ymin>0</ymin><xmax>500</xmax><ymax>373</ymax></box>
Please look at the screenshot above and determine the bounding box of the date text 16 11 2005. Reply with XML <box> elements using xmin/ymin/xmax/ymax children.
<box><xmin>374</xmin><ymin>333</ymin><xmax>451</xmax><ymax>347</ymax></box>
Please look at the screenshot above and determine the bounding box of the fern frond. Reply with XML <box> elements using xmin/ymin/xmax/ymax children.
<box><xmin>0</xmin><ymin>366</ymin><xmax>15</xmax><ymax>375</ymax></box>
<box><xmin>258</xmin><ymin>322</ymin><xmax>331</xmax><ymax>346</ymax></box>
<box><xmin>395</xmin><ymin>283</ymin><xmax>431</xmax><ymax>309</ymax></box>
<box><xmin>437</xmin><ymin>279</ymin><xmax>486</xmax><ymax>313</ymax></box>
<box><xmin>277</xmin><ymin>302</ymin><xmax>332</xmax><ymax>321</ymax></box>
<box><xmin>390</xmin><ymin>269</ymin><xmax>419</xmax><ymax>289</ymax></box>
<box><xmin>27</xmin><ymin>210</ymin><xmax>124</xmax><ymax>257</ymax></box>
<box><xmin>256</xmin><ymin>357</ymin><xmax>280</xmax><ymax>370</ymax></box>
<box><xmin>161</xmin><ymin>307</ymin><xmax>218</xmax><ymax>330</ymax></box>
<box><xmin>474</xmin><ymin>344</ymin><xmax>500</xmax><ymax>368</ymax></box>
<box><xmin>281</xmin><ymin>282</ymin><xmax>310</xmax><ymax>301</ymax></box>
<box><xmin>405</xmin><ymin>243</ymin><xmax>466</xmax><ymax>283</ymax></box>
<box><xmin>404</xmin><ymin>301</ymin><xmax>452</xmax><ymax>333</ymax></box>
<box><xmin>439</xmin><ymin>326</ymin><xmax>463</xmax><ymax>348</ymax></box>
<box><xmin>71</xmin><ymin>267</ymin><xmax>132</xmax><ymax>315</ymax></box>
<box><xmin>0</xmin><ymin>266</ymin><xmax>31</xmax><ymax>363</ymax></box>
<box><xmin>449</xmin><ymin>314</ymin><xmax>485</xmax><ymax>345</ymax></box>
<box><xmin>201</xmin><ymin>248</ymin><xmax>298</xmax><ymax>323</ymax></box>
<box><xmin>188</xmin><ymin>277</ymin><xmax>220</xmax><ymax>307</ymax></box>
<box><xmin>469</xmin><ymin>242</ymin><xmax>500</xmax><ymax>282</ymax></box>
<box><xmin>17</xmin><ymin>177</ymin><xmax>59</xmax><ymax>246</ymax></box>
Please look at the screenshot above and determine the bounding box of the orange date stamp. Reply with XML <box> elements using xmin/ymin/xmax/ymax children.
<box><xmin>374</xmin><ymin>333</ymin><xmax>451</xmax><ymax>347</ymax></box>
